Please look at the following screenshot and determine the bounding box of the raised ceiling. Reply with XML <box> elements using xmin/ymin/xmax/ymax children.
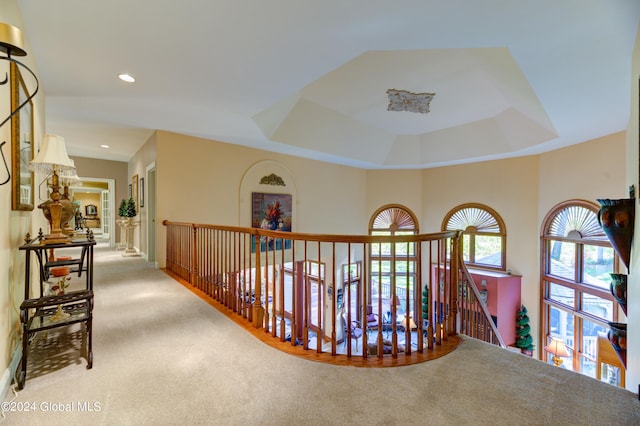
<box><xmin>15</xmin><ymin>1</ymin><xmax>640</xmax><ymax>169</ymax></box>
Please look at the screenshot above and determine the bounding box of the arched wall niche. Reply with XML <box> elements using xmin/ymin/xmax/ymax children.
<box><xmin>239</xmin><ymin>160</ymin><xmax>298</xmax><ymax>229</ymax></box>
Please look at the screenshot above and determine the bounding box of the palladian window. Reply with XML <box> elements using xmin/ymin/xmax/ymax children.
<box><xmin>540</xmin><ymin>200</ymin><xmax>622</xmax><ymax>383</ymax></box>
<box><xmin>442</xmin><ymin>203</ymin><xmax>506</xmax><ymax>271</ymax></box>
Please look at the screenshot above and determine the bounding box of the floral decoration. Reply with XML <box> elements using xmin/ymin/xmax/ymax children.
<box><xmin>51</xmin><ymin>275</ymin><xmax>71</xmax><ymax>295</ymax></box>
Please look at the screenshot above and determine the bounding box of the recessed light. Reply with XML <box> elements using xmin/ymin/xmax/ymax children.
<box><xmin>118</xmin><ymin>73</ymin><xmax>135</xmax><ymax>83</ymax></box>
<box><xmin>100</xmin><ymin>144</ymin><xmax>110</xmax><ymax>148</ymax></box>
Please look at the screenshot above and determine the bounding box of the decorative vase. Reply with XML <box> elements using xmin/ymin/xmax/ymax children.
<box><xmin>597</xmin><ymin>199</ymin><xmax>635</xmax><ymax>270</ymax></box>
<box><xmin>609</xmin><ymin>273</ymin><xmax>627</xmax><ymax>316</ymax></box>
<box><xmin>39</xmin><ymin>197</ymin><xmax>76</xmax><ymax>235</ymax></box>
<box><xmin>607</xmin><ymin>321</ymin><xmax>627</xmax><ymax>368</ymax></box>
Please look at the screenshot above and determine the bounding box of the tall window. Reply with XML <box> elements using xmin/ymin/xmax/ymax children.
<box><xmin>369</xmin><ymin>205</ymin><xmax>418</xmax><ymax>319</ymax></box>
<box><xmin>541</xmin><ymin>200</ymin><xmax>621</xmax><ymax>379</ymax></box>
<box><xmin>442</xmin><ymin>203</ymin><xmax>506</xmax><ymax>270</ymax></box>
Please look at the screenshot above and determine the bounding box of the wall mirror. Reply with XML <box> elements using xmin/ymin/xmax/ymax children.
<box><xmin>11</xmin><ymin>62</ymin><xmax>34</xmax><ymax>211</ymax></box>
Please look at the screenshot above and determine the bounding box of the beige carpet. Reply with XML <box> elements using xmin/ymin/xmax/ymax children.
<box><xmin>2</xmin><ymin>244</ymin><xmax>639</xmax><ymax>425</ymax></box>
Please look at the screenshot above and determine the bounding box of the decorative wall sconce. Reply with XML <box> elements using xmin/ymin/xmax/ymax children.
<box><xmin>0</xmin><ymin>23</ymin><xmax>39</xmax><ymax>186</ymax></box>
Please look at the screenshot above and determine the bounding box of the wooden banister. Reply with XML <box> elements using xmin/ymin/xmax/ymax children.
<box><xmin>162</xmin><ymin>221</ymin><xmax>500</xmax><ymax>364</ymax></box>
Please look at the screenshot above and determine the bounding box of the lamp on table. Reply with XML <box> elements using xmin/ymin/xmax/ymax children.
<box><xmin>545</xmin><ymin>338</ymin><xmax>569</xmax><ymax>367</ymax></box>
<box><xmin>29</xmin><ymin>134</ymin><xmax>76</xmax><ymax>244</ymax></box>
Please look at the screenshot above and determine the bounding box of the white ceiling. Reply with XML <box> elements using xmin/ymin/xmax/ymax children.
<box><xmin>16</xmin><ymin>0</ymin><xmax>640</xmax><ymax>169</ymax></box>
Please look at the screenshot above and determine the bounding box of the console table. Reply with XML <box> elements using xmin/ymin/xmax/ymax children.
<box><xmin>17</xmin><ymin>235</ymin><xmax>96</xmax><ymax>390</ymax></box>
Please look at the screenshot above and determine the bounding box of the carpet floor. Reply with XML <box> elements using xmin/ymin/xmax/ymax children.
<box><xmin>2</xmin><ymin>244</ymin><xmax>639</xmax><ymax>425</ymax></box>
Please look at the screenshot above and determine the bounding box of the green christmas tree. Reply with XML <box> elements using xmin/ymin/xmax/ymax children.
<box><xmin>125</xmin><ymin>197</ymin><xmax>137</xmax><ymax>218</ymax></box>
<box><xmin>421</xmin><ymin>284</ymin><xmax>430</xmax><ymax>323</ymax></box>
<box><xmin>118</xmin><ymin>199</ymin><xmax>128</xmax><ymax>217</ymax></box>
<box><xmin>515</xmin><ymin>305</ymin><xmax>534</xmax><ymax>354</ymax></box>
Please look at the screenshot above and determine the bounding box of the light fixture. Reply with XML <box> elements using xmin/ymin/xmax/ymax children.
<box><xmin>100</xmin><ymin>144</ymin><xmax>110</xmax><ymax>148</ymax></box>
<box><xmin>544</xmin><ymin>338</ymin><xmax>569</xmax><ymax>367</ymax></box>
<box><xmin>0</xmin><ymin>23</ymin><xmax>39</xmax><ymax>184</ymax></box>
<box><xmin>118</xmin><ymin>73</ymin><xmax>135</xmax><ymax>83</ymax></box>
<box><xmin>29</xmin><ymin>134</ymin><xmax>75</xmax><ymax>244</ymax></box>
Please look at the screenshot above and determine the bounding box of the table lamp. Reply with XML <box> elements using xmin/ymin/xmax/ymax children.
<box><xmin>29</xmin><ymin>134</ymin><xmax>75</xmax><ymax>244</ymax></box>
<box><xmin>545</xmin><ymin>338</ymin><xmax>569</xmax><ymax>367</ymax></box>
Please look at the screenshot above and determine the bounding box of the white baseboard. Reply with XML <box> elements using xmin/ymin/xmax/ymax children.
<box><xmin>1</xmin><ymin>346</ymin><xmax>21</xmax><ymax>401</ymax></box>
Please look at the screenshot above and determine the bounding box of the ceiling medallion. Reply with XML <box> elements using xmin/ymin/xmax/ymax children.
<box><xmin>386</xmin><ymin>89</ymin><xmax>435</xmax><ymax>114</ymax></box>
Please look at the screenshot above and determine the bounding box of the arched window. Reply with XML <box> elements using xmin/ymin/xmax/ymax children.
<box><xmin>442</xmin><ymin>203</ymin><xmax>506</xmax><ymax>270</ymax></box>
<box><xmin>541</xmin><ymin>200</ymin><xmax>621</xmax><ymax>381</ymax></box>
<box><xmin>368</xmin><ymin>205</ymin><xmax>419</xmax><ymax>322</ymax></box>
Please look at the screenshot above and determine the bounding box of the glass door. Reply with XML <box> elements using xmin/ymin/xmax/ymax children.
<box><xmin>101</xmin><ymin>189</ymin><xmax>110</xmax><ymax>238</ymax></box>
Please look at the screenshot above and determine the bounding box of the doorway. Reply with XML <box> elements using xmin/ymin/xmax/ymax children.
<box><xmin>70</xmin><ymin>177</ymin><xmax>116</xmax><ymax>247</ymax></box>
<box><xmin>146</xmin><ymin>162</ymin><xmax>157</xmax><ymax>265</ymax></box>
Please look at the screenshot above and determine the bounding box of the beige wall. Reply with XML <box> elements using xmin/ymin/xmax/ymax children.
<box><xmin>366</xmin><ymin>169</ymin><xmax>423</xmax><ymax>228</ymax></box>
<box><xmin>152</xmin><ymin>131</ymin><xmax>368</xmax><ymax>268</ymax></box>
<box><xmin>1</xmin><ymin>0</ymin><xmax>46</xmax><ymax>381</ymax></box>
<box><xmin>70</xmin><ymin>156</ymin><xmax>128</xmax><ymax>206</ymax></box>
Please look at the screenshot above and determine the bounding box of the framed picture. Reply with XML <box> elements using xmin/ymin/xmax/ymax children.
<box><xmin>131</xmin><ymin>174</ymin><xmax>139</xmax><ymax>213</ymax></box>
<box><xmin>10</xmin><ymin>62</ymin><xmax>34</xmax><ymax>211</ymax></box>
<box><xmin>251</xmin><ymin>192</ymin><xmax>292</xmax><ymax>252</ymax></box>
<box><xmin>139</xmin><ymin>177</ymin><xmax>145</xmax><ymax>208</ymax></box>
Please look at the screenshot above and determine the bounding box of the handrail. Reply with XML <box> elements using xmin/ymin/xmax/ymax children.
<box><xmin>456</xmin><ymin>249</ymin><xmax>507</xmax><ymax>348</ymax></box>
<box><xmin>162</xmin><ymin>220</ymin><xmax>505</xmax><ymax>364</ymax></box>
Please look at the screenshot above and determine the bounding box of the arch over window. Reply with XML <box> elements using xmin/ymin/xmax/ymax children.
<box><xmin>441</xmin><ymin>203</ymin><xmax>506</xmax><ymax>270</ymax></box>
<box><xmin>369</xmin><ymin>204</ymin><xmax>419</xmax><ymax>232</ymax></box>
<box><xmin>540</xmin><ymin>199</ymin><xmax>621</xmax><ymax>381</ymax></box>
<box><xmin>544</xmin><ymin>201</ymin><xmax>607</xmax><ymax>242</ymax></box>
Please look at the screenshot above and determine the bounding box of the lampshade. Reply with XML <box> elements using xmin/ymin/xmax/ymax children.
<box><xmin>30</xmin><ymin>134</ymin><xmax>75</xmax><ymax>173</ymax></box>
<box><xmin>61</xmin><ymin>171</ymin><xmax>82</xmax><ymax>187</ymax></box>
<box><xmin>401</xmin><ymin>317</ymin><xmax>417</xmax><ymax>330</ymax></box>
<box><xmin>0</xmin><ymin>22</ymin><xmax>27</xmax><ymax>56</ymax></box>
<box><xmin>545</xmin><ymin>338</ymin><xmax>569</xmax><ymax>357</ymax></box>
<box><xmin>60</xmin><ymin>159</ymin><xmax>82</xmax><ymax>186</ymax></box>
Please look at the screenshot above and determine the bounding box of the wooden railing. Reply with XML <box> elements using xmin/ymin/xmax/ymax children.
<box><xmin>163</xmin><ymin>220</ymin><xmax>505</xmax><ymax>362</ymax></box>
<box><xmin>457</xmin><ymin>261</ymin><xmax>506</xmax><ymax>348</ymax></box>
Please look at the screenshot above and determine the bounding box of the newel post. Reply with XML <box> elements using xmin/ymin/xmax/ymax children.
<box><xmin>253</xmin><ymin>230</ymin><xmax>264</xmax><ymax>328</ymax></box>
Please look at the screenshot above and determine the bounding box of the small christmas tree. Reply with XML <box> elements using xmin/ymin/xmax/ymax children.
<box><xmin>515</xmin><ymin>305</ymin><xmax>534</xmax><ymax>355</ymax></box>
<box><xmin>125</xmin><ymin>197</ymin><xmax>137</xmax><ymax>218</ymax></box>
<box><xmin>421</xmin><ymin>284</ymin><xmax>430</xmax><ymax>324</ymax></box>
<box><xmin>118</xmin><ymin>199</ymin><xmax>128</xmax><ymax>217</ymax></box>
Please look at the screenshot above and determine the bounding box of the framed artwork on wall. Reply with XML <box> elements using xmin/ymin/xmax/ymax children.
<box><xmin>10</xmin><ymin>62</ymin><xmax>34</xmax><ymax>211</ymax></box>
<box><xmin>131</xmin><ymin>174</ymin><xmax>139</xmax><ymax>214</ymax></box>
<box><xmin>140</xmin><ymin>177</ymin><xmax>144</xmax><ymax>208</ymax></box>
<box><xmin>251</xmin><ymin>192</ymin><xmax>292</xmax><ymax>252</ymax></box>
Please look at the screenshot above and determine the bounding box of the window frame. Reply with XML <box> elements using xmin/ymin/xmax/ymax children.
<box><xmin>441</xmin><ymin>203</ymin><xmax>506</xmax><ymax>271</ymax></box>
<box><xmin>368</xmin><ymin>204</ymin><xmax>419</xmax><ymax>319</ymax></box>
<box><xmin>540</xmin><ymin>199</ymin><xmax>621</xmax><ymax>378</ymax></box>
